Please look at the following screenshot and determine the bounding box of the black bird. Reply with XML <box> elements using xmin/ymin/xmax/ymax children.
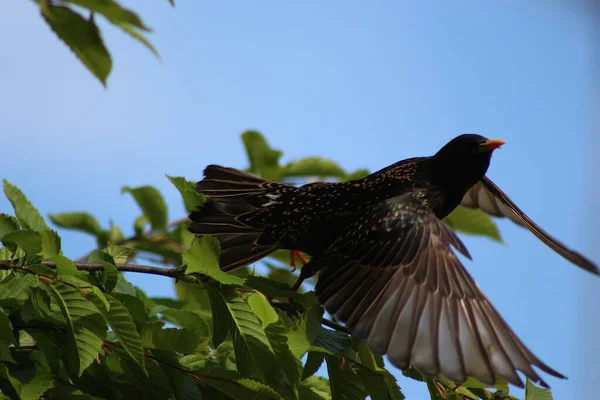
<box><xmin>188</xmin><ymin>134</ymin><xmax>598</xmax><ymax>388</ymax></box>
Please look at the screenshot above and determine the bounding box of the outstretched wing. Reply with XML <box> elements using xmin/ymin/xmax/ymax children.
<box><xmin>462</xmin><ymin>176</ymin><xmax>598</xmax><ymax>275</ymax></box>
<box><xmin>312</xmin><ymin>193</ymin><xmax>564</xmax><ymax>388</ymax></box>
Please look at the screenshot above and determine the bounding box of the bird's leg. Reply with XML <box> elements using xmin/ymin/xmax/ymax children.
<box><xmin>289</xmin><ymin>249</ymin><xmax>309</xmax><ymax>272</ymax></box>
<box><xmin>290</xmin><ymin>262</ymin><xmax>314</xmax><ymax>300</ymax></box>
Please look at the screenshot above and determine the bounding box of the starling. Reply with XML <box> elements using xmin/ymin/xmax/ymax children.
<box><xmin>188</xmin><ymin>134</ymin><xmax>598</xmax><ymax>388</ymax></box>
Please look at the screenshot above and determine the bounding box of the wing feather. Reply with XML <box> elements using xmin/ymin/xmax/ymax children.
<box><xmin>312</xmin><ymin>193</ymin><xmax>565</xmax><ymax>388</ymax></box>
<box><xmin>462</xmin><ymin>177</ymin><xmax>598</xmax><ymax>275</ymax></box>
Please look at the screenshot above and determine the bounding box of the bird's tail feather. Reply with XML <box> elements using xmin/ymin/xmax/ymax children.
<box><xmin>188</xmin><ymin>165</ymin><xmax>286</xmax><ymax>271</ymax></box>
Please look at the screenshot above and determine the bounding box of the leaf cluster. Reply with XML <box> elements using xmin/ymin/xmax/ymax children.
<box><xmin>0</xmin><ymin>131</ymin><xmax>551</xmax><ymax>399</ymax></box>
<box><xmin>35</xmin><ymin>0</ymin><xmax>172</xmax><ymax>86</ymax></box>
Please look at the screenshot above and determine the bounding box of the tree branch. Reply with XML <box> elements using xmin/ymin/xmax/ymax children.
<box><xmin>0</xmin><ymin>259</ymin><xmax>202</xmax><ymax>282</ymax></box>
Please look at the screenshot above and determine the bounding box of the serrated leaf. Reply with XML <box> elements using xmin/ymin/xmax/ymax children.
<box><xmin>159</xmin><ymin>308</ymin><xmax>211</xmax><ymax>337</ymax></box>
<box><xmin>286</xmin><ymin>305</ymin><xmax>323</xmax><ymax>358</ymax></box>
<box><xmin>39</xmin><ymin>3</ymin><xmax>112</xmax><ymax>86</ymax></box>
<box><xmin>91</xmin><ymin>292</ymin><xmax>147</xmax><ymax>375</ymax></box>
<box><xmin>11</xmin><ymin>351</ymin><xmax>55</xmax><ymax>400</ymax></box>
<box><xmin>0</xmin><ymin>307</ymin><xmax>16</xmax><ymax>363</ymax></box>
<box><xmin>1</xmin><ymin>230</ymin><xmax>42</xmax><ymax>255</ymax></box>
<box><xmin>87</xmin><ymin>249</ymin><xmax>116</xmax><ymax>264</ymax></box>
<box><xmin>63</xmin><ymin>0</ymin><xmax>159</xmax><ymax>58</ymax></box>
<box><xmin>144</xmin><ymin>326</ymin><xmax>201</xmax><ymax>354</ymax></box>
<box><xmin>247</xmin><ymin>292</ymin><xmax>278</xmax><ymax>329</ymax></box>
<box><xmin>47</xmin><ymin>281</ymin><xmax>107</xmax><ymax>376</ymax></box>
<box><xmin>302</xmin><ymin>352</ymin><xmax>325</xmax><ymax>380</ymax></box>
<box><xmin>241</xmin><ymin>130</ymin><xmax>283</xmax><ymax>179</ymax></box>
<box><xmin>194</xmin><ymin>369</ymin><xmax>284</xmax><ymax>400</ymax></box>
<box><xmin>265</xmin><ymin>321</ymin><xmax>301</xmax><ymax>389</ymax></box>
<box><xmin>325</xmin><ymin>354</ymin><xmax>368</xmax><ymax>400</ymax></box>
<box><xmin>121</xmin><ymin>185</ymin><xmax>168</xmax><ymax>231</ymax></box>
<box><xmin>49</xmin><ymin>212</ymin><xmax>102</xmax><ymax>236</ymax></box>
<box><xmin>0</xmin><ymin>308</ymin><xmax>16</xmax><ymax>346</ymax></box>
<box><xmin>100</xmin><ymin>262</ymin><xmax>119</xmax><ymax>292</ymax></box>
<box><xmin>313</xmin><ymin>327</ymin><xmax>351</xmax><ymax>356</ymax></box>
<box><xmin>299</xmin><ymin>376</ymin><xmax>332</xmax><ymax>400</ymax></box>
<box><xmin>52</xmin><ymin>254</ymin><xmax>81</xmax><ymax>275</ymax></box>
<box><xmin>208</xmin><ymin>285</ymin><xmax>294</xmax><ymax>396</ymax></box>
<box><xmin>167</xmin><ymin>175</ymin><xmax>206</xmax><ymax>212</ymax></box>
<box><xmin>184</xmin><ymin>236</ymin><xmax>245</xmax><ymax>285</ymax></box>
<box><xmin>0</xmin><ymin>274</ymin><xmax>36</xmax><ymax>308</ymax></box>
<box><xmin>0</xmin><ymin>214</ymin><xmax>20</xmax><ymax>238</ymax></box>
<box><xmin>41</xmin><ymin>229</ymin><xmax>61</xmax><ymax>258</ymax></box>
<box><xmin>2</xmin><ymin>180</ymin><xmax>47</xmax><ymax>232</ymax></box>
<box><xmin>443</xmin><ymin>206</ymin><xmax>502</xmax><ymax>243</ymax></box>
<box><xmin>281</xmin><ymin>157</ymin><xmax>347</xmax><ymax>179</ymax></box>
<box><xmin>0</xmin><ymin>363</ymin><xmax>22</xmax><ymax>398</ymax></box>
<box><xmin>104</xmin><ymin>244</ymin><xmax>132</xmax><ymax>264</ymax></box>
<box><xmin>525</xmin><ymin>379</ymin><xmax>553</xmax><ymax>400</ymax></box>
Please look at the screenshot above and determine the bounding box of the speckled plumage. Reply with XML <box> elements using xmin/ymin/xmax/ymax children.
<box><xmin>188</xmin><ymin>134</ymin><xmax>598</xmax><ymax>389</ymax></box>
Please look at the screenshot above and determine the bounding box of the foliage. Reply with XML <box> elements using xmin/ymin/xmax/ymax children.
<box><xmin>0</xmin><ymin>131</ymin><xmax>552</xmax><ymax>399</ymax></box>
<box><xmin>35</xmin><ymin>0</ymin><xmax>171</xmax><ymax>87</ymax></box>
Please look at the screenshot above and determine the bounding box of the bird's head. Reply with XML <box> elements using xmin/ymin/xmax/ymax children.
<box><xmin>431</xmin><ymin>134</ymin><xmax>505</xmax><ymax>189</ymax></box>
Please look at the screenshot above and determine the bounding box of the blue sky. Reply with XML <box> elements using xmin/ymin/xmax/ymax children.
<box><xmin>1</xmin><ymin>1</ymin><xmax>599</xmax><ymax>398</ymax></box>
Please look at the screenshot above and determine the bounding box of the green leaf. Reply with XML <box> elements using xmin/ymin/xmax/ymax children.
<box><xmin>143</xmin><ymin>326</ymin><xmax>202</xmax><ymax>354</ymax></box>
<box><xmin>313</xmin><ymin>328</ymin><xmax>351</xmax><ymax>356</ymax></box>
<box><xmin>325</xmin><ymin>354</ymin><xmax>368</xmax><ymax>400</ymax></box>
<box><xmin>302</xmin><ymin>352</ymin><xmax>325</xmax><ymax>380</ymax></box>
<box><xmin>63</xmin><ymin>0</ymin><xmax>159</xmax><ymax>57</ymax></box>
<box><xmin>49</xmin><ymin>212</ymin><xmax>102</xmax><ymax>236</ymax></box>
<box><xmin>91</xmin><ymin>292</ymin><xmax>147</xmax><ymax>376</ymax></box>
<box><xmin>11</xmin><ymin>351</ymin><xmax>55</xmax><ymax>400</ymax></box>
<box><xmin>0</xmin><ymin>214</ymin><xmax>20</xmax><ymax>238</ymax></box>
<box><xmin>47</xmin><ymin>281</ymin><xmax>107</xmax><ymax>377</ymax></box>
<box><xmin>88</xmin><ymin>249</ymin><xmax>116</xmax><ymax>264</ymax></box>
<box><xmin>241</xmin><ymin>130</ymin><xmax>283</xmax><ymax>179</ymax></box>
<box><xmin>52</xmin><ymin>255</ymin><xmax>80</xmax><ymax>275</ymax></box>
<box><xmin>247</xmin><ymin>292</ymin><xmax>278</xmax><ymax>329</ymax></box>
<box><xmin>195</xmin><ymin>369</ymin><xmax>284</xmax><ymax>400</ymax></box>
<box><xmin>208</xmin><ymin>285</ymin><xmax>294</xmax><ymax>396</ymax></box>
<box><xmin>265</xmin><ymin>320</ymin><xmax>301</xmax><ymax>390</ymax></box>
<box><xmin>0</xmin><ymin>274</ymin><xmax>36</xmax><ymax>308</ymax></box>
<box><xmin>159</xmin><ymin>308</ymin><xmax>211</xmax><ymax>337</ymax></box>
<box><xmin>41</xmin><ymin>229</ymin><xmax>61</xmax><ymax>258</ymax></box>
<box><xmin>1</xmin><ymin>230</ymin><xmax>42</xmax><ymax>255</ymax></box>
<box><xmin>117</xmin><ymin>23</ymin><xmax>159</xmax><ymax>58</ymax></box>
<box><xmin>167</xmin><ymin>175</ymin><xmax>207</xmax><ymax>212</ymax></box>
<box><xmin>299</xmin><ymin>376</ymin><xmax>332</xmax><ymax>400</ymax></box>
<box><xmin>281</xmin><ymin>157</ymin><xmax>347</xmax><ymax>179</ymax></box>
<box><xmin>0</xmin><ymin>363</ymin><xmax>22</xmax><ymax>398</ymax></box>
<box><xmin>0</xmin><ymin>308</ymin><xmax>15</xmax><ymax>346</ymax></box>
<box><xmin>184</xmin><ymin>236</ymin><xmax>245</xmax><ymax>285</ymax></box>
<box><xmin>0</xmin><ymin>308</ymin><xmax>16</xmax><ymax>363</ymax></box>
<box><xmin>345</xmin><ymin>169</ymin><xmax>371</xmax><ymax>181</ymax></box>
<box><xmin>121</xmin><ymin>185</ymin><xmax>168</xmax><ymax>231</ymax></box>
<box><xmin>104</xmin><ymin>244</ymin><xmax>132</xmax><ymax>264</ymax></box>
<box><xmin>2</xmin><ymin>180</ymin><xmax>48</xmax><ymax>232</ymax></box>
<box><xmin>63</xmin><ymin>0</ymin><xmax>149</xmax><ymax>29</ymax></box>
<box><xmin>108</xmin><ymin>220</ymin><xmax>124</xmax><ymax>243</ymax></box>
<box><xmin>286</xmin><ymin>305</ymin><xmax>323</xmax><ymax>358</ymax></box>
<box><xmin>101</xmin><ymin>261</ymin><xmax>119</xmax><ymax>292</ymax></box>
<box><xmin>443</xmin><ymin>206</ymin><xmax>502</xmax><ymax>243</ymax></box>
<box><xmin>525</xmin><ymin>379</ymin><xmax>553</xmax><ymax>400</ymax></box>
<box><xmin>39</xmin><ymin>3</ymin><xmax>112</xmax><ymax>87</ymax></box>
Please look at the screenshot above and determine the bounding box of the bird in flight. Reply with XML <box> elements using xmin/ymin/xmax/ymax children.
<box><xmin>188</xmin><ymin>134</ymin><xmax>598</xmax><ymax>388</ymax></box>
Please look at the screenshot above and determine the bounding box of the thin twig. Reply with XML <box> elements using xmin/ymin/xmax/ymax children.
<box><xmin>0</xmin><ymin>260</ymin><xmax>195</xmax><ymax>281</ymax></box>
